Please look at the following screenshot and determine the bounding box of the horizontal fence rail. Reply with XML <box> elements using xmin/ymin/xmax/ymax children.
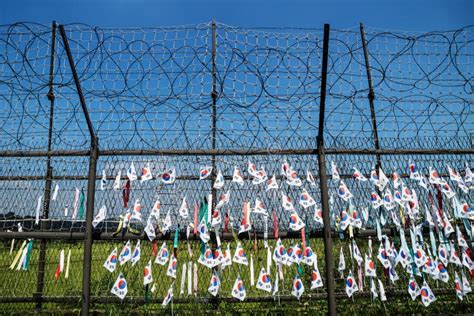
<box><xmin>0</xmin><ymin>21</ymin><xmax>473</xmax><ymax>315</ymax></box>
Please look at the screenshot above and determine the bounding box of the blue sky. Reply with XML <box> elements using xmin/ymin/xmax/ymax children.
<box><xmin>1</xmin><ymin>0</ymin><xmax>473</xmax><ymax>30</ymax></box>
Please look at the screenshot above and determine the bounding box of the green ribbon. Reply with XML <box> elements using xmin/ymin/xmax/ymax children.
<box><xmin>23</xmin><ymin>239</ymin><xmax>34</xmax><ymax>271</ymax></box>
<box><xmin>173</xmin><ymin>228</ymin><xmax>179</xmax><ymax>249</ymax></box>
<box><xmin>296</xmin><ymin>263</ymin><xmax>304</xmax><ymax>277</ymax></box>
<box><xmin>112</xmin><ymin>217</ymin><xmax>124</xmax><ymax>237</ymax></box>
<box><xmin>78</xmin><ymin>188</ymin><xmax>85</xmax><ymax>219</ymax></box>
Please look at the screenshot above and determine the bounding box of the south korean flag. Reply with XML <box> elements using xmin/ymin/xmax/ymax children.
<box><xmin>256</xmin><ymin>268</ymin><xmax>272</xmax><ymax>293</ymax></box>
<box><xmin>111</xmin><ymin>273</ymin><xmax>128</xmax><ymax>300</ymax></box>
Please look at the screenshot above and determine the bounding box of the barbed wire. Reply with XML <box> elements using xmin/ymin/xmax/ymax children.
<box><xmin>0</xmin><ymin>23</ymin><xmax>472</xmax><ymax>152</ymax></box>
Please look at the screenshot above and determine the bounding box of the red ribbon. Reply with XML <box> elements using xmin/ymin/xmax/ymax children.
<box><xmin>152</xmin><ymin>240</ymin><xmax>157</xmax><ymax>257</ymax></box>
<box><xmin>54</xmin><ymin>265</ymin><xmax>61</xmax><ymax>280</ymax></box>
<box><xmin>224</xmin><ymin>212</ymin><xmax>229</xmax><ymax>233</ymax></box>
<box><xmin>193</xmin><ymin>202</ymin><xmax>198</xmax><ymax>235</ymax></box>
<box><xmin>122</xmin><ymin>180</ymin><xmax>130</xmax><ymax>208</ymax></box>
<box><xmin>301</xmin><ymin>227</ymin><xmax>306</xmax><ymax>248</ymax></box>
<box><xmin>273</xmin><ymin>209</ymin><xmax>279</xmax><ymax>239</ymax></box>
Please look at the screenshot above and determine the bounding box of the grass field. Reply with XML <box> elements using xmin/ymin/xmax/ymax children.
<box><xmin>0</xmin><ymin>237</ymin><xmax>473</xmax><ymax>314</ymax></box>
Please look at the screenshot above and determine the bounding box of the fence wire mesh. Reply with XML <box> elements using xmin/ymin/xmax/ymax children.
<box><xmin>0</xmin><ymin>22</ymin><xmax>472</xmax><ymax>313</ymax></box>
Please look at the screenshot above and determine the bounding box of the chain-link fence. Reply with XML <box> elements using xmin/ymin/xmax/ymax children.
<box><xmin>0</xmin><ymin>21</ymin><xmax>473</xmax><ymax>314</ymax></box>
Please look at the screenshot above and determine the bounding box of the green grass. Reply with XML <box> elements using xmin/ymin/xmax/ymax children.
<box><xmin>0</xmin><ymin>238</ymin><xmax>472</xmax><ymax>314</ymax></box>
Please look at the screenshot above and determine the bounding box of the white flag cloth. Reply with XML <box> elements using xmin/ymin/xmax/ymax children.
<box><xmin>103</xmin><ymin>248</ymin><xmax>118</xmax><ymax>272</ymax></box>
<box><xmin>377</xmin><ymin>243</ymin><xmax>391</xmax><ymax>269</ymax></box>
<box><xmin>232</xmin><ymin>166</ymin><xmax>244</xmax><ymax>185</ymax></box>
<box><xmin>179</xmin><ymin>263</ymin><xmax>187</xmax><ymax>295</ymax></box>
<box><xmin>461</xmin><ymin>271</ymin><xmax>472</xmax><ymax>295</ymax></box>
<box><xmin>208</xmin><ymin>270</ymin><xmax>221</xmax><ymax>296</ymax></box>
<box><xmin>65</xmin><ymin>249</ymin><xmax>71</xmax><ymax>279</ymax></box>
<box><xmin>256</xmin><ymin>268</ymin><xmax>272</xmax><ymax>293</ymax></box>
<box><xmin>250</xmin><ymin>255</ymin><xmax>255</xmax><ymax>286</ymax></box>
<box><xmin>231</xmin><ymin>276</ymin><xmax>246</xmax><ymax>301</ymax></box>
<box><xmin>311</xmin><ymin>260</ymin><xmax>323</xmax><ymax>289</ymax></box>
<box><xmin>155</xmin><ymin>242</ymin><xmax>170</xmax><ymax>266</ymax></box>
<box><xmin>370</xmin><ymin>191</ymin><xmax>383</xmax><ymax>209</ymax></box>
<box><xmin>119</xmin><ymin>240</ymin><xmax>132</xmax><ymax>265</ymax></box>
<box><xmin>92</xmin><ymin>205</ymin><xmax>107</xmax><ymax>228</ymax></box>
<box><xmin>233</xmin><ymin>242</ymin><xmax>249</xmax><ymax>265</ymax></box>
<box><xmin>464</xmin><ymin>163</ymin><xmax>473</xmax><ymax>184</ymax></box>
<box><xmin>113</xmin><ymin>171</ymin><xmax>121</xmax><ymax>190</ymax></box>
<box><xmin>408</xmin><ymin>275</ymin><xmax>420</xmax><ymax>301</ymax></box>
<box><xmin>409</xmin><ymin>161</ymin><xmax>421</xmax><ymax>180</ymax></box>
<box><xmin>460</xmin><ymin>202</ymin><xmax>474</xmax><ymax>220</ymax></box>
<box><xmin>429</xmin><ymin>167</ymin><xmax>444</xmax><ymax>185</ymax></box>
<box><xmin>447</xmin><ymin>165</ymin><xmax>463</xmax><ymax>182</ymax></box>
<box><xmin>289</xmin><ymin>210</ymin><xmax>305</xmax><ymax>231</ymax></box>
<box><xmin>281</xmin><ymin>193</ymin><xmax>294</xmax><ymax>211</ymax></box>
<box><xmin>365</xmin><ymin>253</ymin><xmax>376</xmax><ymax>277</ymax></box>
<box><xmin>253</xmin><ymin>198</ymin><xmax>268</xmax><ymax>215</ymax></box>
<box><xmin>378</xmin><ymin>279</ymin><xmax>387</xmax><ymax>301</ymax></box>
<box><xmin>127</xmin><ymin>162</ymin><xmax>137</xmax><ymax>181</ymax></box>
<box><xmin>52</xmin><ymin>183</ymin><xmax>59</xmax><ymax>201</ymax></box>
<box><xmin>198</xmin><ymin>218</ymin><xmax>210</xmax><ymax>243</ymax></box>
<box><xmin>455</xmin><ymin>271</ymin><xmax>463</xmax><ymax>300</ymax></box>
<box><xmin>216</xmin><ymin>190</ymin><xmax>230</xmax><ymax>209</ymax></box>
<box><xmin>144</xmin><ymin>220</ymin><xmax>156</xmax><ymax>241</ymax></box>
<box><xmin>331</xmin><ymin>161</ymin><xmax>340</xmax><ymax>181</ymax></box>
<box><xmin>370</xmin><ymin>278</ymin><xmax>378</xmax><ymax>299</ymax></box>
<box><xmin>291</xmin><ymin>275</ymin><xmax>305</xmax><ymax>299</ymax></box>
<box><xmin>35</xmin><ymin>195</ymin><xmax>42</xmax><ymax>225</ymax></box>
<box><xmin>338</xmin><ymin>247</ymin><xmax>346</xmax><ymax>276</ymax></box>
<box><xmin>377</xmin><ymin>168</ymin><xmax>389</xmax><ymax>191</ymax></box>
<box><xmin>213</xmin><ymin>170</ymin><xmax>224</xmax><ymax>189</ymax></box>
<box><xmin>286</xmin><ymin>168</ymin><xmax>302</xmax><ymax>187</ymax></box>
<box><xmin>345</xmin><ymin>271</ymin><xmax>358</xmax><ymax>297</ymax></box>
<box><xmin>59</xmin><ymin>249</ymin><xmax>65</xmax><ymax>273</ymax></box>
<box><xmin>140</xmin><ymin>164</ymin><xmax>153</xmax><ymax>182</ymax></box>
<box><xmin>166</xmin><ymin>255</ymin><xmax>178</xmax><ymax>279</ymax></box>
<box><xmin>111</xmin><ymin>273</ymin><xmax>128</xmax><ymax>300</ymax></box>
<box><xmin>420</xmin><ymin>281</ymin><xmax>436</xmax><ymax>306</ymax></box>
<box><xmin>272</xmin><ymin>273</ymin><xmax>279</xmax><ymax>296</ymax></box>
<box><xmin>313</xmin><ymin>206</ymin><xmax>324</xmax><ymax>225</ymax></box>
<box><xmin>162</xmin><ymin>283</ymin><xmax>174</xmax><ymax>307</ymax></box>
<box><xmin>161</xmin><ymin>211</ymin><xmax>172</xmax><ymax>234</ymax></box>
<box><xmin>131</xmin><ymin>199</ymin><xmax>142</xmax><ymax>222</ymax></box>
<box><xmin>187</xmin><ymin>261</ymin><xmax>192</xmax><ymax>296</ymax></box>
<box><xmin>392</xmin><ymin>171</ymin><xmax>402</xmax><ymax>188</ymax></box>
<box><xmin>131</xmin><ymin>240</ymin><xmax>141</xmax><ymax>266</ymax></box>
<box><xmin>307</xmin><ymin>170</ymin><xmax>316</xmax><ymax>186</ymax></box>
<box><xmin>302</xmin><ymin>246</ymin><xmax>316</xmax><ymax>266</ymax></box>
<box><xmin>273</xmin><ymin>238</ymin><xmax>288</xmax><ymax>265</ymax></box>
<box><xmin>383</xmin><ymin>191</ymin><xmax>395</xmax><ymax>210</ymax></box>
<box><xmin>161</xmin><ymin>168</ymin><xmax>176</xmax><ymax>184</ymax></box>
<box><xmin>100</xmin><ymin>169</ymin><xmax>107</xmax><ymax>190</ymax></box>
<box><xmin>352</xmin><ymin>240</ymin><xmax>363</xmax><ymax>266</ymax></box>
<box><xmin>352</xmin><ymin>167</ymin><xmax>367</xmax><ymax>182</ymax></box>
<box><xmin>337</xmin><ymin>181</ymin><xmax>353</xmax><ymax>201</ymax></box>
<box><xmin>198</xmin><ymin>246</ymin><xmax>215</xmax><ymax>269</ymax></box>
<box><xmin>178</xmin><ymin>197</ymin><xmax>189</xmax><ymax>219</ymax></box>
<box><xmin>200</xmin><ymin>166</ymin><xmax>212</xmax><ymax>180</ymax></box>
<box><xmin>222</xmin><ymin>244</ymin><xmax>232</xmax><ymax>267</ymax></box>
<box><xmin>144</xmin><ymin>259</ymin><xmax>153</xmax><ymax>285</ymax></box>
<box><xmin>253</xmin><ymin>168</ymin><xmax>268</xmax><ymax>185</ymax></box>
<box><xmin>299</xmin><ymin>189</ymin><xmax>316</xmax><ymax>208</ymax></box>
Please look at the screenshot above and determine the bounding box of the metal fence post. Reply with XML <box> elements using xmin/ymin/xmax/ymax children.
<box><xmin>360</xmin><ymin>23</ymin><xmax>382</xmax><ymax>170</ymax></box>
<box><xmin>209</xmin><ymin>19</ymin><xmax>219</xmax><ymax>310</ymax></box>
<box><xmin>317</xmin><ymin>24</ymin><xmax>337</xmax><ymax>316</ymax></box>
<box><xmin>59</xmin><ymin>24</ymin><xmax>99</xmax><ymax>316</ymax></box>
<box><xmin>35</xmin><ymin>20</ymin><xmax>57</xmax><ymax>310</ymax></box>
